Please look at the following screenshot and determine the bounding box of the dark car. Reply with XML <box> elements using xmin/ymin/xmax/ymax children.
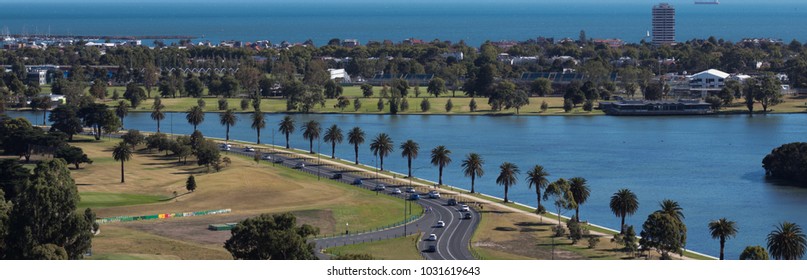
<box><xmin>352</xmin><ymin>179</ymin><xmax>363</xmax><ymax>185</ymax></box>
<box><xmin>447</xmin><ymin>199</ymin><xmax>457</xmax><ymax>206</ymax></box>
<box><xmin>331</xmin><ymin>173</ymin><xmax>343</xmax><ymax>179</ymax></box>
<box><xmin>409</xmin><ymin>194</ymin><xmax>420</xmax><ymax>200</ymax></box>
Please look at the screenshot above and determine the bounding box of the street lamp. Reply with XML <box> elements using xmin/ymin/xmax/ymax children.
<box><xmin>346</xmin><ymin>222</ymin><xmax>349</xmax><ymax>235</ymax></box>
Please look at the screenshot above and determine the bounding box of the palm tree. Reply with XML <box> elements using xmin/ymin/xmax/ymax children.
<box><xmin>569</xmin><ymin>177</ymin><xmax>590</xmax><ymax>222</ymax></box>
<box><xmin>323</xmin><ymin>124</ymin><xmax>343</xmax><ymax>159</ymax></box>
<box><xmin>112</xmin><ymin>141</ymin><xmax>132</xmax><ymax>183</ymax></box>
<box><xmin>657</xmin><ymin>199</ymin><xmax>685</xmax><ymax>223</ymax></box>
<box><xmin>461</xmin><ymin>153</ymin><xmax>484</xmax><ymax>194</ymax></box>
<box><xmin>347</xmin><ymin>127</ymin><xmax>365</xmax><ymax>165</ymax></box>
<box><xmin>251</xmin><ymin>110</ymin><xmax>265</xmax><ymax>144</ymax></box>
<box><xmin>278</xmin><ymin>116</ymin><xmax>295</xmax><ymax>149</ymax></box>
<box><xmin>400</xmin><ymin>140</ymin><xmax>419</xmax><ymax>177</ymax></box>
<box><xmin>430</xmin><ymin>145</ymin><xmax>452</xmax><ymax>186</ymax></box>
<box><xmin>495</xmin><ymin>162</ymin><xmax>519</xmax><ymax>203</ymax></box>
<box><xmin>219</xmin><ymin>109</ymin><xmax>238</xmax><ymax>141</ymax></box>
<box><xmin>116</xmin><ymin>100</ymin><xmax>129</xmax><ymax>129</ymax></box>
<box><xmin>525</xmin><ymin>165</ymin><xmax>549</xmax><ymax>213</ymax></box>
<box><xmin>609</xmin><ymin>188</ymin><xmax>639</xmax><ymax>233</ymax></box>
<box><xmin>369</xmin><ymin>133</ymin><xmax>393</xmax><ymax>171</ymax></box>
<box><xmin>186</xmin><ymin>105</ymin><xmax>205</xmax><ymax>131</ymax></box>
<box><xmin>151</xmin><ymin>96</ymin><xmax>165</xmax><ymax>133</ymax></box>
<box><xmin>708</xmin><ymin>218</ymin><xmax>738</xmax><ymax>260</ymax></box>
<box><xmin>301</xmin><ymin>120</ymin><xmax>321</xmax><ymax>154</ymax></box>
<box><xmin>767</xmin><ymin>222</ymin><xmax>807</xmax><ymax>260</ymax></box>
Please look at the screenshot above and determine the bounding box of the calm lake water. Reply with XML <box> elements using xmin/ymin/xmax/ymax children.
<box><xmin>8</xmin><ymin>110</ymin><xmax>807</xmax><ymax>259</ymax></box>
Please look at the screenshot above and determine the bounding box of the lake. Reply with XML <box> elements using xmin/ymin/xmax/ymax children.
<box><xmin>7</xmin><ymin>110</ymin><xmax>807</xmax><ymax>259</ymax></box>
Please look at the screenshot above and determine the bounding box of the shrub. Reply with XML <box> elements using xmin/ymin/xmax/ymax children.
<box><xmin>587</xmin><ymin>236</ymin><xmax>600</xmax><ymax>249</ymax></box>
<box><xmin>540</xmin><ymin>100</ymin><xmax>549</xmax><ymax>112</ymax></box>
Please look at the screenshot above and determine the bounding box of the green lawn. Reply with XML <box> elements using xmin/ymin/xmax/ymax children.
<box><xmin>324</xmin><ymin>234</ymin><xmax>422</xmax><ymax>260</ymax></box>
<box><xmin>78</xmin><ymin>192</ymin><xmax>168</xmax><ymax>209</ymax></box>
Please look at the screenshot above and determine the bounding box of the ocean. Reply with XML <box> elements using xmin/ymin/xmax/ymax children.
<box><xmin>1</xmin><ymin>1</ymin><xmax>807</xmax><ymax>46</ymax></box>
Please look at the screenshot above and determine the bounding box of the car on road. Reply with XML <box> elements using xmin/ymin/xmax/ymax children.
<box><xmin>331</xmin><ymin>173</ymin><xmax>343</xmax><ymax>179</ymax></box>
<box><xmin>219</xmin><ymin>144</ymin><xmax>232</xmax><ymax>151</ymax></box>
<box><xmin>273</xmin><ymin>158</ymin><xmax>284</xmax><ymax>163</ymax></box>
<box><xmin>426</xmin><ymin>234</ymin><xmax>437</xmax><ymax>241</ymax></box>
<box><xmin>459</xmin><ymin>205</ymin><xmax>470</xmax><ymax>212</ymax></box>
<box><xmin>261</xmin><ymin>154</ymin><xmax>272</xmax><ymax>160</ymax></box>
<box><xmin>464</xmin><ymin>212</ymin><xmax>472</xmax><ymax>219</ymax></box>
<box><xmin>447</xmin><ymin>199</ymin><xmax>457</xmax><ymax>206</ymax></box>
<box><xmin>435</xmin><ymin>221</ymin><xmax>445</xmax><ymax>228</ymax></box>
<box><xmin>405</xmin><ymin>187</ymin><xmax>416</xmax><ymax>193</ymax></box>
<box><xmin>426</xmin><ymin>245</ymin><xmax>436</xmax><ymax>252</ymax></box>
<box><xmin>391</xmin><ymin>188</ymin><xmax>402</xmax><ymax>194</ymax></box>
<box><xmin>352</xmin><ymin>179</ymin><xmax>363</xmax><ymax>185</ymax></box>
<box><xmin>244</xmin><ymin>146</ymin><xmax>255</xmax><ymax>152</ymax></box>
<box><xmin>373</xmin><ymin>184</ymin><xmax>386</xmax><ymax>191</ymax></box>
<box><xmin>294</xmin><ymin>162</ymin><xmax>305</xmax><ymax>169</ymax></box>
<box><xmin>428</xmin><ymin>191</ymin><xmax>441</xmax><ymax>199</ymax></box>
<box><xmin>409</xmin><ymin>194</ymin><xmax>420</xmax><ymax>200</ymax></box>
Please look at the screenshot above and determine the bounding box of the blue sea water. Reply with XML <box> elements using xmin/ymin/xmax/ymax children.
<box><xmin>1</xmin><ymin>1</ymin><xmax>807</xmax><ymax>45</ymax></box>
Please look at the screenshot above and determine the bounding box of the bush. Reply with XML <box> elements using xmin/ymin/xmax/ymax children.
<box><xmin>583</xmin><ymin>100</ymin><xmax>594</xmax><ymax>112</ymax></box>
<box><xmin>587</xmin><ymin>236</ymin><xmax>600</xmax><ymax>249</ymax></box>
<box><xmin>377</xmin><ymin>98</ymin><xmax>384</xmax><ymax>111</ymax></box>
<box><xmin>553</xmin><ymin>224</ymin><xmax>566</xmax><ymax>237</ymax></box>
<box><xmin>540</xmin><ymin>100</ymin><xmax>549</xmax><ymax>112</ymax></box>
<box><xmin>420</xmin><ymin>98</ymin><xmax>430</xmax><ymax>112</ymax></box>
<box><xmin>563</xmin><ymin>99</ymin><xmax>574</xmax><ymax>112</ymax></box>
<box><xmin>469</xmin><ymin>99</ymin><xmax>477</xmax><ymax>112</ymax></box>
<box><xmin>445</xmin><ymin>99</ymin><xmax>453</xmax><ymax>112</ymax></box>
<box><xmin>705</xmin><ymin>95</ymin><xmax>722</xmax><ymax>110</ymax></box>
<box><xmin>762</xmin><ymin>142</ymin><xmax>807</xmax><ymax>187</ymax></box>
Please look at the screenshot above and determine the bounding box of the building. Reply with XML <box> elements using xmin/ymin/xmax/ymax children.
<box><xmin>328</xmin><ymin>69</ymin><xmax>352</xmax><ymax>83</ymax></box>
<box><xmin>593</xmin><ymin>38</ymin><xmax>624</xmax><ymax>48</ymax></box>
<box><xmin>27</xmin><ymin>69</ymin><xmax>48</xmax><ymax>85</ymax></box>
<box><xmin>341</xmin><ymin>39</ymin><xmax>360</xmax><ymax>47</ymax></box>
<box><xmin>599</xmin><ymin>99</ymin><xmax>714</xmax><ymax>116</ymax></box>
<box><xmin>652</xmin><ymin>3</ymin><xmax>675</xmax><ymax>46</ymax></box>
<box><xmin>688</xmin><ymin>69</ymin><xmax>729</xmax><ymax>97</ymax></box>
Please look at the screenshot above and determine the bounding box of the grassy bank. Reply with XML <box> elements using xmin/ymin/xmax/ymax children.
<box><xmin>324</xmin><ymin>234</ymin><xmax>422</xmax><ymax>260</ymax></box>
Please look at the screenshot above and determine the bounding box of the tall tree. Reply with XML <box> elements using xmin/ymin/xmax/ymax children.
<box><xmin>115</xmin><ymin>100</ymin><xmax>129</xmax><ymax>129</ymax></box>
<box><xmin>251</xmin><ymin>111</ymin><xmax>266</xmax><ymax>144</ymax></box>
<box><xmin>301</xmin><ymin>120</ymin><xmax>321</xmax><ymax>154</ymax></box>
<box><xmin>400</xmin><ymin>140</ymin><xmax>420</xmax><ymax>178</ymax></box>
<box><xmin>657</xmin><ymin>199</ymin><xmax>685</xmax><ymax>223</ymax></box>
<box><xmin>186</xmin><ymin>175</ymin><xmax>197</xmax><ymax>192</ymax></box>
<box><xmin>369</xmin><ymin>133</ymin><xmax>394</xmax><ymax>171</ymax></box>
<box><xmin>347</xmin><ymin>127</ymin><xmax>365</xmax><ymax>165</ymax></box>
<box><xmin>708</xmin><ymin>218</ymin><xmax>738</xmax><ymax>260</ymax></box>
<box><xmin>569</xmin><ymin>177</ymin><xmax>591</xmax><ymax>222</ymax></box>
<box><xmin>767</xmin><ymin>222</ymin><xmax>807</xmax><ymax>260</ymax></box>
<box><xmin>640</xmin><ymin>211</ymin><xmax>686</xmax><ymax>259</ymax></box>
<box><xmin>739</xmin><ymin>246</ymin><xmax>769</xmax><ymax>260</ymax></box>
<box><xmin>430</xmin><ymin>145</ymin><xmax>452</xmax><ymax>186</ymax></box>
<box><xmin>186</xmin><ymin>105</ymin><xmax>205</xmax><ymax>131</ymax></box>
<box><xmin>48</xmin><ymin>105</ymin><xmax>83</xmax><ymax>141</ymax></box>
<box><xmin>427</xmin><ymin>77</ymin><xmax>447</xmax><ymax>98</ymax></box>
<box><xmin>224</xmin><ymin>213</ymin><xmax>319</xmax><ymax>260</ymax></box>
<box><xmin>544</xmin><ymin>178</ymin><xmax>576</xmax><ymax>225</ymax></box>
<box><xmin>496</xmin><ymin>162</ymin><xmax>520</xmax><ymax>203</ymax></box>
<box><xmin>151</xmin><ymin>96</ymin><xmax>166</xmax><ymax>133</ymax></box>
<box><xmin>610</xmin><ymin>188</ymin><xmax>639</xmax><ymax>233</ymax></box>
<box><xmin>112</xmin><ymin>141</ymin><xmax>132</xmax><ymax>183</ymax></box>
<box><xmin>323</xmin><ymin>124</ymin><xmax>343</xmax><ymax>159</ymax></box>
<box><xmin>219</xmin><ymin>109</ymin><xmax>238</xmax><ymax>141</ymax></box>
<box><xmin>461</xmin><ymin>153</ymin><xmax>485</xmax><ymax>194</ymax></box>
<box><xmin>525</xmin><ymin>165</ymin><xmax>549</xmax><ymax>213</ymax></box>
<box><xmin>278</xmin><ymin>116</ymin><xmax>295</xmax><ymax>149</ymax></box>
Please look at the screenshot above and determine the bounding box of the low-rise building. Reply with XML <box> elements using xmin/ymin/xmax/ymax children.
<box><xmin>688</xmin><ymin>69</ymin><xmax>729</xmax><ymax>97</ymax></box>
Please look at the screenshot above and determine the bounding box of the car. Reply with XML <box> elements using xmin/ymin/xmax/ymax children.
<box><xmin>426</xmin><ymin>234</ymin><xmax>437</xmax><ymax>241</ymax></box>
<box><xmin>464</xmin><ymin>212</ymin><xmax>472</xmax><ymax>219</ymax></box>
<box><xmin>460</xmin><ymin>205</ymin><xmax>470</xmax><ymax>212</ymax></box>
<box><xmin>261</xmin><ymin>154</ymin><xmax>272</xmax><ymax>160</ymax></box>
<box><xmin>405</xmin><ymin>187</ymin><xmax>416</xmax><ymax>193</ymax></box>
<box><xmin>391</xmin><ymin>188</ymin><xmax>402</xmax><ymax>194</ymax></box>
<box><xmin>428</xmin><ymin>191</ymin><xmax>441</xmax><ymax>199</ymax></box>
<box><xmin>294</xmin><ymin>162</ymin><xmax>305</xmax><ymax>169</ymax></box>
<box><xmin>244</xmin><ymin>146</ymin><xmax>255</xmax><ymax>152</ymax></box>
<box><xmin>219</xmin><ymin>144</ymin><xmax>231</xmax><ymax>151</ymax></box>
<box><xmin>352</xmin><ymin>178</ymin><xmax>363</xmax><ymax>185</ymax></box>
<box><xmin>447</xmin><ymin>199</ymin><xmax>457</xmax><ymax>206</ymax></box>
<box><xmin>330</xmin><ymin>173</ymin><xmax>343</xmax><ymax>179</ymax></box>
<box><xmin>435</xmin><ymin>221</ymin><xmax>445</xmax><ymax>228</ymax></box>
<box><xmin>426</xmin><ymin>245</ymin><xmax>437</xmax><ymax>252</ymax></box>
<box><xmin>373</xmin><ymin>184</ymin><xmax>386</xmax><ymax>191</ymax></box>
<box><xmin>272</xmin><ymin>158</ymin><xmax>284</xmax><ymax>163</ymax></box>
<box><xmin>409</xmin><ymin>194</ymin><xmax>420</xmax><ymax>200</ymax></box>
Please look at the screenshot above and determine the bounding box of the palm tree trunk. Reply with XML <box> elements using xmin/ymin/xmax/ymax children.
<box><xmin>719</xmin><ymin>238</ymin><xmax>725</xmax><ymax>260</ymax></box>
<box><xmin>504</xmin><ymin>184</ymin><xmax>509</xmax><ymax>203</ymax></box>
<box><xmin>257</xmin><ymin>128</ymin><xmax>261</xmax><ymax>144</ymax></box>
<box><xmin>620</xmin><ymin>215</ymin><xmax>626</xmax><ymax>234</ymax></box>
<box><xmin>43</xmin><ymin>110</ymin><xmax>47</xmax><ymax>125</ymax></box>
<box><xmin>407</xmin><ymin>156</ymin><xmax>412</xmax><ymax>177</ymax></box>
<box><xmin>537</xmin><ymin>189</ymin><xmax>542</xmax><ymax>211</ymax></box>
<box><xmin>438</xmin><ymin>166</ymin><xmax>443</xmax><ymax>186</ymax></box>
<box><xmin>354</xmin><ymin>145</ymin><xmax>359</xmax><ymax>164</ymax></box>
<box><xmin>309</xmin><ymin>139</ymin><xmax>313</xmax><ymax>153</ymax></box>
<box><xmin>285</xmin><ymin>134</ymin><xmax>290</xmax><ymax>149</ymax></box>
<box><xmin>226</xmin><ymin>124</ymin><xmax>230</xmax><ymax>141</ymax></box>
<box><xmin>575</xmin><ymin>208</ymin><xmax>580</xmax><ymax>222</ymax></box>
<box><xmin>470</xmin><ymin>174</ymin><xmax>475</xmax><ymax>193</ymax></box>
<box><xmin>193</xmin><ymin>124</ymin><xmax>197</xmax><ymax>131</ymax></box>
<box><xmin>331</xmin><ymin>142</ymin><xmax>336</xmax><ymax>158</ymax></box>
<box><xmin>380</xmin><ymin>156</ymin><xmax>384</xmax><ymax>171</ymax></box>
<box><xmin>120</xmin><ymin>161</ymin><xmax>125</xmax><ymax>183</ymax></box>
<box><xmin>157</xmin><ymin>119</ymin><xmax>161</xmax><ymax>133</ymax></box>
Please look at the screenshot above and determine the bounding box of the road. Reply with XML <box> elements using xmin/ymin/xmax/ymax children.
<box><xmin>223</xmin><ymin>143</ymin><xmax>478</xmax><ymax>260</ymax></box>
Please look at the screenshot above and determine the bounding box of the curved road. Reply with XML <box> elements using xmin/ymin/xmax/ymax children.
<box><xmin>225</xmin><ymin>144</ymin><xmax>479</xmax><ymax>260</ymax></box>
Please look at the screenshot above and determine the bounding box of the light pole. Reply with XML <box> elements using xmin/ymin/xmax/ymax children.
<box><xmin>346</xmin><ymin>222</ymin><xmax>349</xmax><ymax>235</ymax></box>
<box><xmin>317</xmin><ymin>138</ymin><xmax>321</xmax><ymax>181</ymax></box>
<box><xmin>271</xmin><ymin>129</ymin><xmax>275</xmax><ymax>166</ymax></box>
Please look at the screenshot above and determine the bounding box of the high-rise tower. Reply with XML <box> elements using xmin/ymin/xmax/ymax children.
<box><xmin>652</xmin><ymin>3</ymin><xmax>675</xmax><ymax>46</ymax></box>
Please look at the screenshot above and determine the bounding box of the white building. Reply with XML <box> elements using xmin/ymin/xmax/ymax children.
<box><xmin>328</xmin><ymin>69</ymin><xmax>351</xmax><ymax>83</ymax></box>
<box><xmin>688</xmin><ymin>69</ymin><xmax>729</xmax><ymax>97</ymax></box>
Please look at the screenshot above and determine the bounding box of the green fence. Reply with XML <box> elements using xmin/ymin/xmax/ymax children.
<box><xmin>96</xmin><ymin>208</ymin><xmax>232</xmax><ymax>224</ymax></box>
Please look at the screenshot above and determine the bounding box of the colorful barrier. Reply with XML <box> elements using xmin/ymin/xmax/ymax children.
<box><xmin>96</xmin><ymin>209</ymin><xmax>232</xmax><ymax>224</ymax></box>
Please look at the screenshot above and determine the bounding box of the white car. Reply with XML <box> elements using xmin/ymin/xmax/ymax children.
<box><xmin>391</xmin><ymin>188</ymin><xmax>402</xmax><ymax>194</ymax></box>
<box><xmin>426</xmin><ymin>234</ymin><xmax>437</xmax><ymax>241</ymax></box>
<box><xmin>428</xmin><ymin>191</ymin><xmax>441</xmax><ymax>199</ymax></box>
<box><xmin>460</xmin><ymin>205</ymin><xmax>470</xmax><ymax>212</ymax></box>
<box><xmin>435</xmin><ymin>221</ymin><xmax>445</xmax><ymax>228</ymax></box>
<box><xmin>244</xmin><ymin>146</ymin><xmax>255</xmax><ymax>152</ymax></box>
<box><xmin>373</xmin><ymin>184</ymin><xmax>386</xmax><ymax>191</ymax></box>
<box><xmin>294</xmin><ymin>162</ymin><xmax>305</xmax><ymax>169</ymax></box>
<box><xmin>261</xmin><ymin>154</ymin><xmax>272</xmax><ymax>160</ymax></box>
<box><xmin>405</xmin><ymin>187</ymin><xmax>416</xmax><ymax>193</ymax></box>
<box><xmin>219</xmin><ymin>144</ymin><xmax>231</xmax><ymax>151</ymax></box>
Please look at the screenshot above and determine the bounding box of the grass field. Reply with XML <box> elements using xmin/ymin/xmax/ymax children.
<box><xmin>68</xmin><ymin>135</ymin><xmax>422</xmax><ymax>259</ymax></box>
<box><xmin>324</xmin><ymin>234</ymin><xmax>423</xmax><ymax>260</ymax></box>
